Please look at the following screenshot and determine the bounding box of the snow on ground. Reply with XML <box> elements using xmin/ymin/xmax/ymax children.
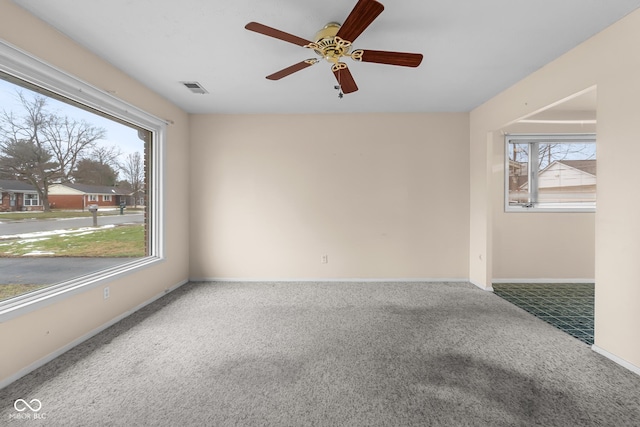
<box><xmin>0</xmin><ymin>224</ymin><xmax>116</xmax><ymax>240</ymax></box>
<box><xmin>23</xmin><ymin>251</ymin><xmax>56</xmax><ymax>256</ymax></box>
<box><xmin>16</xmin><ymin>237</ymin><xmax>51</xmax><ymax>244</ymax></box>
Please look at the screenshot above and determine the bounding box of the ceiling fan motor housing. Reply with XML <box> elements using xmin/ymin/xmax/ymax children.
<box><xmin>311</xmin><ymin>23</ymin><xmax>352</xmax><ymax>62</ymax></box>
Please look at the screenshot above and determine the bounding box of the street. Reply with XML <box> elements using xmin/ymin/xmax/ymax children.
<box><xmin>0</xmin><ymin>214</ymin><xmax>145</xmax><ymax>285</ymax></box>
<box><xmin>0</xmin><ymin>213</ymin><xmax>143</xmax><ymax>237</ymax></box>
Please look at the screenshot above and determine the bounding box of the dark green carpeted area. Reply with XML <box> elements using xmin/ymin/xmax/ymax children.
<box><xmin>493</xmin><ymin>283</ymin><xmax>594</xmax><ymax>345</ymax></box>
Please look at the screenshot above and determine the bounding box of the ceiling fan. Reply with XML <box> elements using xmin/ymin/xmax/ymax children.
<box><xmin>245</xmin><ymin>0</ymin><xmax>423</xmax><ymax>96</ymax></box>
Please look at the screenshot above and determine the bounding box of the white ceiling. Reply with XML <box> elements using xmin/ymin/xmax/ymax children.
<box><xmin>11</xmin><ymin>0</ymin><xmax>640</xmax><ymax>114</ymax></box>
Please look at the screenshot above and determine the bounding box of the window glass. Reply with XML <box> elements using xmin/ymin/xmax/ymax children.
<box><xmin>0</xmin><ymin>74</ymin><xmax>150</xmax><ymax>302</ymax></box>
<box><xmin>506</xmin><ymin>134</ymin><xmax>596</xmax><ymax>211</ymax></box>
<box><xmin>23</xmin><ymin>194</ymin><xmax>39</xmax><ymax>206</ymax></box>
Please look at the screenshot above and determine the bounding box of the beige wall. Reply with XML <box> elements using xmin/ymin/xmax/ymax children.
<box><xmin>0</xmin><ymin>1</ymin><xmax>190</xmax><ymax>384</ymax></box>
<box><xmin>492</xmin><ymin>122</ymin><xmax>596</xmax><ymax>280</ymax></box>
<box><xmin>471</xmin><ymin>9</ymin><xmax>640</xmax><ymax>367</ymax></box>
<box><xmin>189</xmin><ymin>113</ymin><xmax>470</xmax><ymax>280</ymax></box>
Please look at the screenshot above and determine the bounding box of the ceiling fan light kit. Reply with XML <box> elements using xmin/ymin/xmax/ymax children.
<box><xmin>245</xmin><ymin>0</ymin><xmax>423</xmax><ymax>97</ymax></box>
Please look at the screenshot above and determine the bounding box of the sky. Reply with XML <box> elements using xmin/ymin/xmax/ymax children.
<box><xmin>0</xmin><ymin>77</ymin><xmax>143</xmax><ymax>163</ymax></box>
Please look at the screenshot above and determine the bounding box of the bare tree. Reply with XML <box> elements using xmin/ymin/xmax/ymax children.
<box><xmin>121</xmin><ymin>152</ymin><xmax>143</xmax><ymax>208</ymax></box>
<box><xmin>88</xmin><ymin>145</ymin><xmax>123</xmax><ymax>171</ymax></box>
<box><xmin>536</xmin><ymin>143</ymin><xmax>595</xmax><ymax>169</ymax></box>
<box><xmin>40</xmin><ymin>109</ymin><xmax>106</xmax><ymax>181</ymax></box>
<box><xmin>510</xmin><ymin>142</ymin><xmax>595</xmax><ymax>170</ymax></box>
<box><xmin>0</xmin><ymin>91</ymin><xmax>106</xmax><ymax>211</ymax></box>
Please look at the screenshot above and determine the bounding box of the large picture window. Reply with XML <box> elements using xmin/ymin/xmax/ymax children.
<box><xmin>505</xmin><ymin>134</ymin><xmax>596</xmax><ymax>212</ymax></box>
<box><xmin>0</xmin><ymin>40</ymin><xmax>164</xmax><ymax>320</ymax></box>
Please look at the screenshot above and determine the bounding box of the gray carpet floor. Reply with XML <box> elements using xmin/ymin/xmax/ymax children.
<box><xmin>1</xmin><ymin>281</ymin><xmax>640</xmax><ymax>426</ymax></box>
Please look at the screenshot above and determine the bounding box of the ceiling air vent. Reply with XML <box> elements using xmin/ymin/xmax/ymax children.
<box><xmin>181</xmin><ymin>81</ymin><xmax>208</xmax><ymax>94</ymax></box>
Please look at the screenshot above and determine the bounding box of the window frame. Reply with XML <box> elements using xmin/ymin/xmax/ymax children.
<box><xmin>23</xmin><ymin>193</ymin><xmax>39</xmax><ymax>206</ymax></box>
<box><xmin>0</xmin><ymin>39</ymin><xmax>166</xmax><ymax>322</ymax></box>
<box><xmin>504</xmin><ymin>133</ymin><xmax>596</xmax><ymax>213</ymax></box>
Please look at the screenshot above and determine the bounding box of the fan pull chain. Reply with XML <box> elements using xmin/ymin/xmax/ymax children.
<box><xmin>334</xmin><ymin>71</ymin><xmax>344</xmax><ymax>99</ymax></box>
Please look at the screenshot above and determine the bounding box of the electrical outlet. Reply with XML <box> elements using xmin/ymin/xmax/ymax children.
<box><xmin>103</xmin><ymin>286</ymin><xmax>110</xmax><ymax>300</ymax></box>
<box><xmin>321</xmin><ymin>255</ymin><xmax>328</xmax><ymax>264</ymax></box>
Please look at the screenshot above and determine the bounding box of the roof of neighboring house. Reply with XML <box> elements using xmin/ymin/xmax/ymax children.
<box><xmin>49</xmin><ymin>183</ymin><xmax>132</xmax><ymax>195</ymax></box>
<box><xmin>0</xmin><ymin>179</ymin><xmax>38</xmax><ymax>192</ymax></box>
<box><xmin>517</xmin><ymin>159</ymin><xmax>597</xmax><ymax>190</ymax></box>
<box><xmin>556</xmin><ymin>160</ymin><xmax>597</xmax><ymax>176</ymax></box>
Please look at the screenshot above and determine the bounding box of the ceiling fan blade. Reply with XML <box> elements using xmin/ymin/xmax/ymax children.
<box><xmin>336</xmin><ymin>0</ymin><xmax>384</xmax><ymax>43</ymax></box>
<box><xmin>358</xmin><ymin>50</ymin><xmax>423</xmax><ymax>67</ymax></box>
<box><xmin>266</xmin><ymin>60</ymin><xmax>318</xmax><ymax>80</ymax></box>
<box><xmin>245</xmin><ymin>22</ymin><xmax>313</xmax><ymax>47</ymax></box>
<box><xmin>333</xmin><ymin>65</ymin><xmax>359</xmax><ymax>94</ymax></box>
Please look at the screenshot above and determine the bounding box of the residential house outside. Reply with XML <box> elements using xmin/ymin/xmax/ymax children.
<box><xmin>512</xmin><ymin>159</ymin><xmax>596</xmax><ymax>207</ymax></box>
<box><xmin>0</xmin><ymin>179</ymin><xmax>43</xmax><ymax>212</ymax></box>
<box><xmin>48</xmin><ymin>183</ymin><xmax>132</xmax><ymax>210</ymax></box>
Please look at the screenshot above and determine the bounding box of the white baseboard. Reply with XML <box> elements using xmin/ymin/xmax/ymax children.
<box><xmin>190</xmin><ymin>277</ymin><xmax>469</xmax><ymax>284</ymax></box>
<box><xmin>492</xmin><ymin>278</ymin><xmax>594</xmax><ymax>284</ymax></box>
<box><xmin>592</xmin><ymin>345</ymin><xmax>640</xmax><ymax>377</ymax></box>
<box><xmin>470</xmin><ymin>280</ymin><xmax>494</xmax><ymax>291</ymax></box>
<box><xmin>0</xmin><ymin>279</ymin><xmax>188</xmax><ymax>390</ymax></box>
